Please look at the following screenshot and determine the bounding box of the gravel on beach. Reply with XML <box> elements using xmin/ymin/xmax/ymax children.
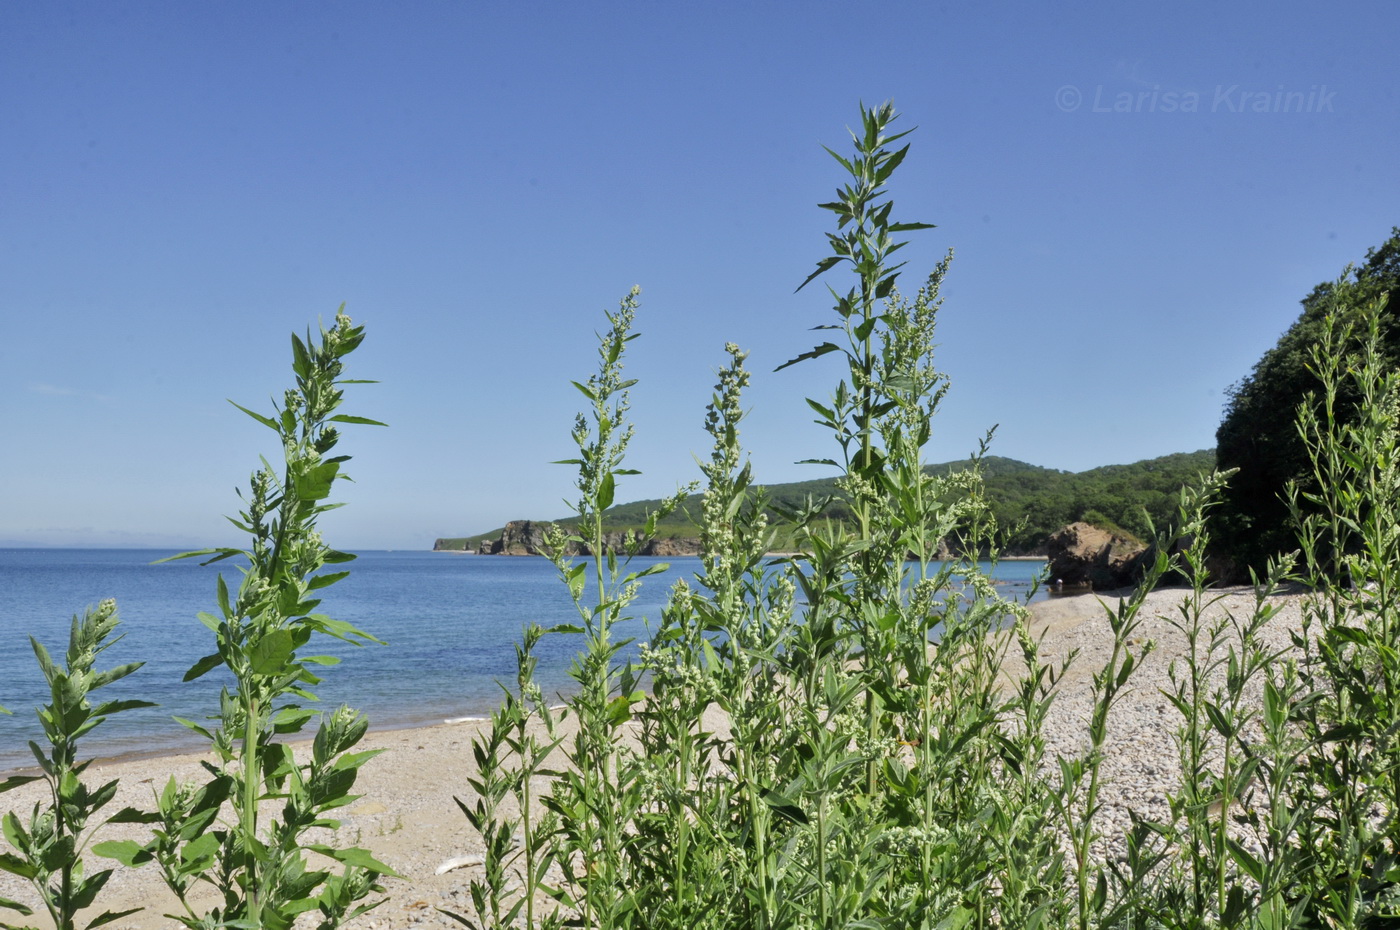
<box><xmin>0</xmin><ymin>585</ymin><xmax>1312</xmax><ymax>928</ymax></box>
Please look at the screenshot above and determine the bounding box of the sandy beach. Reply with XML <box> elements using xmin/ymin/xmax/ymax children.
<box><xmin>0</xmin><ymin>585</ymin><xmax>1308</xmax><ymax>928</ymax></box>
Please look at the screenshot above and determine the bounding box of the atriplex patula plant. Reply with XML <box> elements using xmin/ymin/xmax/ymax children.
<box><xmin>450</xmin><ymin>623</ymin><xmax>565</xmax><ymax>930</ymax></box>
<box><xmin>452</xmin><ymin>102</ymin><xmax>1079</xmax><ymax>930</ymax></box>
<box><xmin>455</xmin><ymin>101</ymin><xmax>1400</xmax><ymax>930</ymax></box>
<box><xmin>1101</xmin><ymin>279</ymin><xmax>1400</xmax><ymax>930</ymax></box>
<box><xmin>774</xmin><ymin>101</ymin><xmax>1066</xmax><ymax>928</ymax></box>
<box><xmin>0</xmin><ymin>600</ymin><xmax>151</xmax><ymax>930</ymax></box>
<box><xmin>96</xmin><ymin>309</ymin><xmax>395</xmax><ymax>930</ymax></box>
<box><xmin>453</xmin><ymin>289</ymin><xmax>695</xmax><ymax>930</ymax></box>
<box><xmin>1283</xmin><ymin>281</ymin><xmax>1400</xmax><ymax>927</ymax></box>
<box><xmin>445</xmin><ymin>101</ymin><xmax>1043</xmax><ymax>930</ymax></box>
<box><xmin>544</xmin><ymin>288</ymin><xmax>694</xmax><ymax>930</ymax></box>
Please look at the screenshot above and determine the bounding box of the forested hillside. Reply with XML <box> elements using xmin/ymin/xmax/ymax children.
<box><xmin>442</xmin><ymin>449</ymin><xmax>1215</xmax><ymax>554</ymax></box>
<box><xmin>1214</xmin><ymin>227</ymin><xmax>1399</xmax><ymax>575</ymax></box>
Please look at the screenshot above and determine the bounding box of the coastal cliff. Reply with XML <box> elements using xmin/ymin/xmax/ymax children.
<box><xmin>435</xmin><ymin>520</ymin><xmax>702</xmax><ymax>557</ymax></box>
<box><xmin>434</xmin><ymin>451</ymin><xmax>1213</xmax><ymax>558</ymax></box>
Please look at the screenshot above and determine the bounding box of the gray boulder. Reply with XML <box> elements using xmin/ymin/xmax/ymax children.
<box><xmin>1046</xmin><ymin>522</ymin><xmax>1147</xmax><ymax>590</ymax></box>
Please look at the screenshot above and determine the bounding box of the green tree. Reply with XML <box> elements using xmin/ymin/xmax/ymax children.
<box><xmin>1214</xmin><ymin>227</ymin><xmax>1399</xmax><ymax>577</ymax></box>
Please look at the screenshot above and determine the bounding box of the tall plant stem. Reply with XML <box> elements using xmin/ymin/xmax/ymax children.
<box><xmin>785</xmin><ymin>101</ymin><xmax>935</xmax><ymax>802</ymax></box>
<box><xmin>241</xmin><ymin>692</ymin><xmax>262</xmax><ymax>924</ymax></box>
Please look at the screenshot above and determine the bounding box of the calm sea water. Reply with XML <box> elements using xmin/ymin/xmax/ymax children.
<box><xmin>0</xmin><ymin>549</ymin><xmax>1046</xmax><ymax>772</ymax></box>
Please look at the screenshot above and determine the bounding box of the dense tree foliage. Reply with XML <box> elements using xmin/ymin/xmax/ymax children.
<box><xmin>1214</xmin><ymin>227</ymin><xmax>1399</xmax><ymax>576</ymax></box>
<box><xmin>448</xmin><ymin>449</ymin><xmax>1215</xmax><ymax>554</ymax></box>
<box><xmin>981</xmin><ymin>450</ymin><xmax>1215</xmax><ymax>549</ymax></box>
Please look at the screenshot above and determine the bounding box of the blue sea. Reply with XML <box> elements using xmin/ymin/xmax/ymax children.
<box><xmin>0</xmin><ymin>549</ymin><xmax>1047</xmax><ymax>772</ymax></box>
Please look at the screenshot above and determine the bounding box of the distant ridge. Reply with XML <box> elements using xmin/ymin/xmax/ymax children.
<box><xmin>436</xmin><ymin>450</ymin><xmax>1215</xmax><ymax>555</ymax></box>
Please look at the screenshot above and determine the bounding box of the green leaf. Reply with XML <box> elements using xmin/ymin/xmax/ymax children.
<box><xmin>328</xmin><ymin>415</ymin><xmax>387</xmax><ymax>427</ymax></box>
<box><xmin>216</xmin><ymin>574</ymin><xmax>232</xmax><ymax>619</ymax></box>
<box><xmin>86</xmin><ymin>661</ymin><xmax>144</xmax><ymax>689</ymax></box>
<box><xmin>821</xmin><ymin>144</ymin><xmax>855</xmax><ymax>176</ymax></box>
<box><xmin>797</xmin><ymin>256</ymin><xmax>845</xmax><ymax>293</ymax></box>
<box><xmin>106</xmin><ymin>807</ymin><xmax>160</xmax><ymax>825</ymax></box>
<box><xmin>605</xmin><ymin>694</ymin><xmax>635</xmax><ymax>725</ymax></box>
<box><xmin>301</xmin><ymin>614</ymin><xmax>384</xmax><ymax>646</ymax></box>
<box><xmin>172</xmin><ymin>716</ymin><xmax>215</xmax><ymax>740</ymax></box>
<box><xmin>0</xmin><ymin>851</ymin><xmax>37</xmax><ymax>879</ymax></box>
<box><xmin>85</xmin><ymin>907</ymin><xmax>144</xmax><ymax>929</ymax></box>
<box><xmin>183</xmin><ymin>653</ymin><xmax>224</xmax><ymax>682</ymax></box>
<box><xmin>39</xmin><ymin>836</ymin><xmax>76</xmax><ymax>873</ymax></box>
<box><xmin>775</xmin><ymin>341</ymin><xmax>842</xmax><ymax>373</ymax></box>
<box><xmin>93</xmin><ymin>839</ymin><xmax>152</xmax><ymax>867</ymax></box>
<box><xmin>1204</xmin><ymin>701</ymin><xmax>1233</xmax><ymax>737</ymax></box>
<box><xmin>623</xmin><ymin>562</ymin><xmax>669</xmax><ymax>582</ymax></box>
<box><xmin>30</xmin><ymin>638</ymin><xmax>56</xmax><ymax>684</ymax></box>
<box><xmin>1227</xmin><ymin>837</ymin><xmax>1264</xmax><ymax>883</ymax></box>
<box><xmin>308</xmin><ymin>571</ymin><xmax>351</xmax><ymax>591</ymax></box>
<box><xmin>273</xmin><ymin>707</ymin><xmax>317</xmax><ymax>734</ymax></box>
<box><xmin>1320</xmin><ymin>722</ymin><xmax>1363</xmax><ymax>742</ymax></box>
<box><xmin>0</xmin><ymin>775</ymin><xmax>39</xmax><ymax>794</ymax></box>
<box><xmin>565</xmin><ymin>563</ymin><xmax>586</xmax><ymax>602</ymax></box>
<box><xmin>329</xmin><ymin>749</ymin><xmax>382</xmax><ymax>774</ymax></box>
<box><xmin>291</xmin><ymin>332</ymin><xmax>312</xmax><ymax>378</ymax></box>
<box><xmin>760</xmin><ymin>790</ymin><xmax>809</xmax><ymax>826</ymax></box>
<box><xmin>178</xmin><ymin>832</ymin><xmax>220</xmax><ymax>872</ymax></box>
<box><xmin>250</xmin><ymin>630</ymin><xmax>296</xmax><ymax>676</ymax></box>
<box><xmin>294</xmin><ymin>461</ymin><xmax>341</xmax><ymax>502</ymax></box>
<box><xmin>305</xmin><ymin>844</ymin><xmax>401</xmax><ymax>877</ymax></box>
<box><xmin>228</xmin><ymin>401</ymin><xmax>280</xmax><ymax>432</ymax></box>
<box><xmin>936</xmin><ymin>906</ymin><xmax>974</xmax><ymax>930</ymax></box>
<box><xmin>90</xmin><ymin>699</ymin><xmax>157</xmax><ymax>718</ymax></box>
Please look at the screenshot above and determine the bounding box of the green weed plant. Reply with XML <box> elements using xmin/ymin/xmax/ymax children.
<box><xmin>5</xmin><ymin>104</ymin><xmax>1399</xmax><ymax>930</ymax></box>
<box><xmin>93</xmin><ymin>310</ymin><xmax>394</xmax><ymax>930</ymax></box>
<box><xmin>0</xmin><ymin>601</ymin><xmax>150</xmax><ymax>930</ymax></box>
<box><xmin>455</xmin><ymin>103</ymin><xmax>1400</xmax><ymax>930</ymax></box>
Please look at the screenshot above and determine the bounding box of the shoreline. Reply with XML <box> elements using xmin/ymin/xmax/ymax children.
<box><xmin>434</xmin><ymin>548</ymin><xmax>1051</xmax><ymax>561</ymax></box>
<box><xmin>0</xmin><ymin>709</ymin><xmax>495</xmax><ymax>782</ymax></box>
<box><xmin>0</xmin><ymin>556</ymin><xmax>1050</xmax><ymax>776</ymax></box>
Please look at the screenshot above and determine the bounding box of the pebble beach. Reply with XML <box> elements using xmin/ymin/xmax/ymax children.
<box><xmin>0</xmin><ymin>585</ymin><xmax>1310</xmax><ymax>928</ymax></box>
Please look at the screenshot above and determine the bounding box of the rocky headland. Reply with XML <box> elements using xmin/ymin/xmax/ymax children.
<box><xmin>436</xmin><ymin>520</ymin><xmax>701</xmax><ymax>557</ymax></box>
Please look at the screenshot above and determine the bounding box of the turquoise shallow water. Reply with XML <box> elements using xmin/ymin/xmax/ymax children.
<box><xmin>0</xmin><ymin>549</ymin><xmax>1046</xmax><ymax>771</ymax></box>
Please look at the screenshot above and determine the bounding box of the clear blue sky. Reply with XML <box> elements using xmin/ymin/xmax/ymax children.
<box><xmin>2</xmin><ymin>1</ymin><xmax>1396</xmax><ymax>550</ymax></box>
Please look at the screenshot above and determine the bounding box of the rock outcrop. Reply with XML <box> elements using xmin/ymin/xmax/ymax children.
<box><xmin>470</xmin><ymin>521</ymin><xmax>703</xmax><ymax>557</ymax></box>
<box><xmin>1046</xmin><ymin>522</ymin><xmax>1148</xmax><ymax>590</ymax></box>
<box><xmin>646</xmin><ymin>536</ymin><xmax>703</xmax><ymax>557</ymax></box>
<box><xmin>496</xmin><ymin>520</ymin><xmax>557</xmax><ymax>555</ymax></box>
